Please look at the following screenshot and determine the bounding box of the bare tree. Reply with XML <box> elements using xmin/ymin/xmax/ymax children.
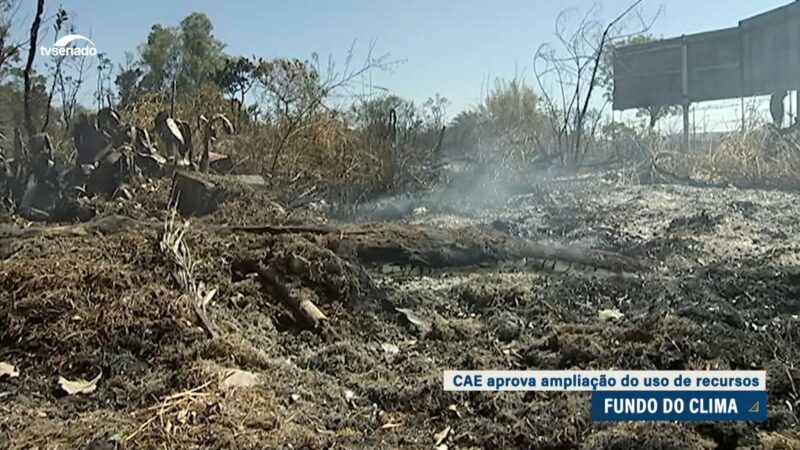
<box><xmin>254</xmin><ymin>40</ymin><xmax>400</xmax><ymax>171</ymax></box>
<box><xmin>41</xmin><ymin>6</ymin><xmax>67</xmax><ymax>132</ymax></box>
<box><xmin>214</xmin><ymin>56</ymin><xmax>257</xmax><ymax>128</ymax></box>
<box><xmin>533</xmin><ymin>0</ymin><xmax>657</xmax><ymax>165</ymax></box>
<box><xmin>23</xmin><ymin>0</ymin><xmax>45</xmax><ymax>136</ymax></box>
<box><xmin>57</xmin><ymin>50</ymin><xmax>89</xmax><ymax>130</ymax></box>
<box><xmin>95</xmin><ymin>52</ymin><xmax>114</xmax><ymax>109</ymax></box>
<box><xmin>41</xmin><ymin>6</ymin><xmax>89</xmax><ymax>132</ymax></box>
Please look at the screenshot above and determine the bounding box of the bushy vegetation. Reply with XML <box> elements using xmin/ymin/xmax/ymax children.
<box><xmin>2</xmin><ymin>1</ymin><xmax>800</xmax><ymax>211</ymax></box>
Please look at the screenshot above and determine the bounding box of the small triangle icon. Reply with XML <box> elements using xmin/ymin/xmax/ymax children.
<box><xmin>748</xmin><ymin>402</ymin><xmax>760</xmax><ymax>413</ymax></box>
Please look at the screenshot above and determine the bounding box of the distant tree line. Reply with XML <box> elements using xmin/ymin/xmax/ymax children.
<box><xmin>0</xmin><ymin>0</ymin><xmax>668</xmax><ymax>199</ymax></box>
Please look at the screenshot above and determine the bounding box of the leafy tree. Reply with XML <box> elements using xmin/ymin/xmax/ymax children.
<box><xmin>0</xmin><ymin>0</ymin><xmax>23</xmax><ymax>80</ymax></box>
<box><xmin>215</xmin><ymin>56</ymin><xmax>255</xmax><ymax>103</ymax></box>
<box><xmin>447</xmin><ymin>109</ymin><xmax>485</xmax><ymax>153</ymax></box>
<box><xmin>214</xmin><ymin>56</ymin><xmax>256</xmax><ymax>125</ymax></box>
<box><xmin>115</xmin><ymin>74</ymin><xmax>142</xmax><ymax>107</ymax></box>
<box><xmin>447</xmin><ymin>78</ymin><xmax>547</xmax><ymax>162</ymax></box>
<box><xmin>254</xmin><ymin>58</ymin><xmax>323</xmax><ymax>119</ymax></box>
<box><xmin>139</xmin><ymin>24</ymin><xmax>179</xmax><ymax>92</ymax></box>
<box><xmin>131</xmin><ymin>12</ymin><xmax>225</xmax><ymax>98</ymax></box>
<box><xmin>176</xmin><ymin>12</ymin><xmax>225</xmax><ymax>91</ymax></box>
<box><xmin>0</xmin><ymin>70</ymin><xmax>50</xmax><ymax>136</ymax></box>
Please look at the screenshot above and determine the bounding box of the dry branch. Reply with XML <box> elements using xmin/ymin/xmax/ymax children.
<box><xmin>0</xmin><ymin>215</ymin><xmax>353</xmax><ymax>242</ymax></box>
<box><xmin>223</xmin><ymin>223</ymin><xmax>365</xmax><ymax>235</ymax></box>
<box><xmin>251</xmin><ymin>261</ymin><xmax>328</xmax><ymax>329</ymax></box>
<box><xmin>348</xmin><ymin>225</ymin><xmax>644</xmax><ymax>274</ymax></box>
<box><xmin>2</xmin><ymin>214</ymin><xmax>644</xmax><ymax>274</ymax></box>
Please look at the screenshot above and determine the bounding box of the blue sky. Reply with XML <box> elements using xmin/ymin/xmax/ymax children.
<box><xmin>15</xmin><ymin>0</ymin><xmax>792</xmax><ymax>121</ymax></box>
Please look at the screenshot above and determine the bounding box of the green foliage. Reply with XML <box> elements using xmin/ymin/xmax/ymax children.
<box><xmin>213</xmin><ymin>56</ymin><xmax>258</xmax><ymax>127</ymax></box>
<box><xmin>214</xmin><ymin>56</ymin><xmax>256</xmax><ymax>102</ymax></box>
<box><xmin>447</xmin><ymin>109</ymin><xmax>484</xmax><ymax>150</ymax></box>
<box><xmin>598</xmin><ymin>34</ymin><xmax>654</xmax><ymax>98</ymax></box>
<box><xmin>254</xmin><ymin>58</ymin><xmax>323</xmax><ymax>119</ymax></box>
<box><xmin>0</xmin><ymin>71</ymin><xmax>50</xmax><ymax>138</ymax></box>
<box><xmin>350</xmin><ymin>93</ymin><xmax>448</xmax><ymax>148</ymax></box>
<box><xmin>176</xmin><ymin>13</ymin><xmax>225</xmax><ymax>91</ymax></box>
<box><xmin>115</xmin><ymin>67</ymin><xmax>143</xmax><ymax>108</ymax></box>
<box><xmin>131</xmin><ymin>12</ymin><xmax>225</xmax><ymax>100</ymax></box>
<box><xmin>0</xmin><ymin>0</ymin><xmax>21</xmax><ymax>79</ymax></box>
<box><xmin>351</xmin><ymin>95</ymin><xmax>420</xmax><ymax>139</ymax></box>
<box><xmin>139</xmin><ymin>24</ymin><xmax>179</xmax><ymax>92</ymax></box>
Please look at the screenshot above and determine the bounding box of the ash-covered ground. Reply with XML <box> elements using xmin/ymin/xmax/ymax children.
<box><xmin>2</xmin><ymin>172</ymin><xmax>800</xmax><ymax>449</ymax></box>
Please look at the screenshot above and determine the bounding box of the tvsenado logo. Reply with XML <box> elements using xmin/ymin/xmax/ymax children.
<box><xmin>40</xmin><ymin>34</ymin><xmax>97</xmax><ymax>57</ymax></box>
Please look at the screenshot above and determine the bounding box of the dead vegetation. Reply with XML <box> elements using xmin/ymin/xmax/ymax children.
<box><xmin>3</xmin><ymin>2</ymin><xmax>800</xmax><ymax>449</ymax></box>
<box><xmin>652</xmin><ymin>130</ymin><xmax>800</xmax><ymax>190</ymax></box>
<box><xmin>4</xmin><ymin>174</ymin><xmax>800</xmax><ymax>448</ymax></box>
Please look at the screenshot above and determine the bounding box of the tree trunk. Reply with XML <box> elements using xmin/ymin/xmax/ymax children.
<box><xmin>23</xmin><ymin>0</ymin><xmax>45</xmax><ymax>137</ymax></box>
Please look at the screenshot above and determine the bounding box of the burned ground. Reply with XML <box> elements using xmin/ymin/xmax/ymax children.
<box><xmin>2</xmin><ymin>172</ymin><xmax>800</xmax><ymax>449</ymax></box>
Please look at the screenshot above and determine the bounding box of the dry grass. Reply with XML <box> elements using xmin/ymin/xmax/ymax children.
<box><xmin>121</xmin><ymin>85</ymin><xmax>232</xmax><ymax>130</ymax></box>
<box><xmin>219</xmin><ymin>112</ymin><xmax>435</xmax><ymax>206</ymax></box>
<box><xmin>123</xmin><ymin>380</ymin><xmax>214</xmax><ymax>444</ymax></box>
<box><xmin>118</xmin><ymin>77</ymin><xmax>440</xmax><ymax>206</ymax></box>
<box><xmin>159</xmin><ymin>206</ymin><xmax>218</xmax><ymax>338</ymax></box>
<box><xmin>600</xmin><ymin>124</ymin><xmax>800</xmax><ymax>188</ymax></box>
<box><xmin>687</xmin><ymin>130</ymin><xmax>800</xmax><ymax>182</ymax></box>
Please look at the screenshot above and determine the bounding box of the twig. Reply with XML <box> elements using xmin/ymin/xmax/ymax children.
<box><xmin>220</xmin><ymin>223</ymin><xmax>366</xmax><ymax>235</ymax></box>
<box><xmin>159</xmin><ymin>207</ymin><xmax>219</xmax><ymax>339</ymax></box>
<box><xmin>123</xmin><ymin>414</ymin><xmax>159</xmax><ymax>443</ymax></box>
<box><xmin>162</xmin><ymin>380</ymin><xmax>214</xmax><ymax>402</ymax></box>
<box><xmin>125</xmin><ymin>381</ymin><xmax>213</xmax><ymax>443</ymax></box>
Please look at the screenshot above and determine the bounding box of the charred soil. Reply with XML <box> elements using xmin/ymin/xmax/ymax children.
<box><xmin>2</xmin><ymin>172</ymin><xmax>800</xmax><ymax>449</ymax></box>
